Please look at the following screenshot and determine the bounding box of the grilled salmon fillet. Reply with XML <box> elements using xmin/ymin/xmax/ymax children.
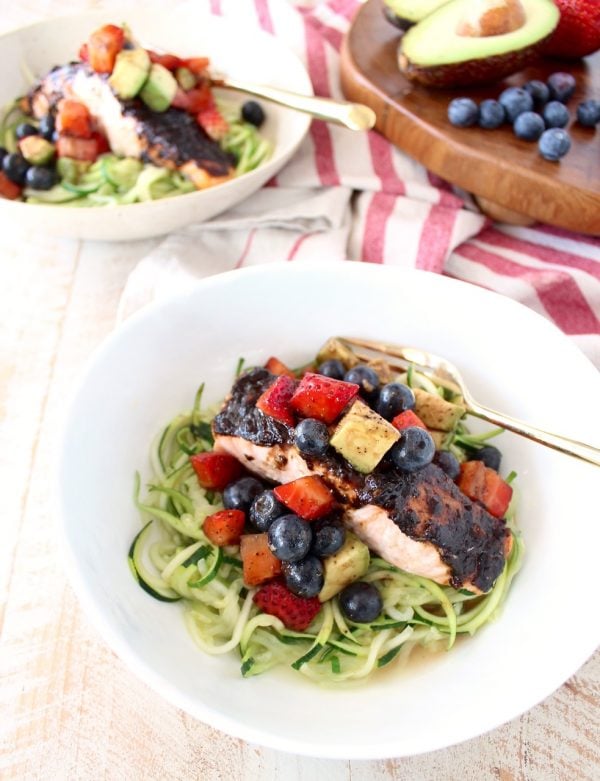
<box><xmin>213</xmin><ymin>369</ymin><xmax>512</xmax><ymax>594</ymax></box>
<box><xmin>24</xmin><ymin>63</ymin><xmax>234</xmax><ymax>187</ymax></box>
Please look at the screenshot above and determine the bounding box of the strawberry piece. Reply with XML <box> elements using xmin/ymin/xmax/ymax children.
<box><xmin>458</xmin><ymin>461</ymin><xmax>513</xmax><ymax>519</ymax></box>
<box><xmin>87</xmin><ymin>24</ymin><xmax>125</xmax><ymax>73</ymax></box>
<box><xmin>147</xmin><ymin>50</ymin><xmax>182</xmax><ymax>71</ymax></box>
<box><xmin>253</xmin><ymin>580</ymin><xmax>321</xmax><ymax>631</ymax></box>
<box><xmin>0</xmin><ymin>172</ymin><xmax>22</xmax><ymax>200</ymax></box>
<box><xmin>203</xmin><ymin>509</ymin><xmax>246</xmax><ymax>546</ymax></box>
<box><xmin>391</xmin><ymin>409</ymin><xmax>427</xmax><ymax>431</ymax></box>
<box><xmin>289</xmin><ymin>372</ymin><xmax>359</xmax><ymax>424</ymax></box>
<box><xmin>190</xmin><ymin>452</ymin><xmax>244</xmax><ymax>491</ymax></box>
<box><xmin>196</xmin><ymin>104</ymin><xmax>229</xmax><ymax>141</ymax></box>
<box><xmin>172</xmin><ymin>84</ymin><xmax>212</xmax><ymax>114</ymax></box>
<box><xmin>56</xmin><ymin>136</ymin><xmax>99</xmax><ymax>162</ymax></box>
<box><xmin>265</xmin><ymin>356</ymin><xmax>295</xmax><ymax>378</ymax></box>
<box><xmin>56</xmin><ymin>100</ymin><xmax>92</xmax><ymax>139</ymax></box>
<box><xmin>545</xmin><ymin>0</ymin><xmax>600</xmax><ymax>59</ymax></box>
<box><xmin>240</xmin><ymin>533</ymin><xmax>282</xmax><ymax>586</ymax></box>
<box><xmin>256</xmin><ymin>375</ymin><xmax>297</xmax><ymax>427</ymax></box>
<box><xmin>91</xmin><ymin>131</ymin><xmax>110</xmax><ymax>155</ymax></box>
<box><xmin>185</xmin><ymin>56</ymin><xmax>211</xmax><ymax>75</ymax></box>
<box><xmin>79</xmin><ymin>43</ymin><xmax>89</xmax><ymax>62</ymax></box>
<box><xmin>274</xmin><ymin>476</ymin><xmax>336</xmax><ymax>521</ymax></box>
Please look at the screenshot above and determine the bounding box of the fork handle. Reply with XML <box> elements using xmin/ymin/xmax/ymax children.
<box><xmin>468</xmin><ymin>402</ymin><xmax>600</xmax><ymax>467</ymax></box>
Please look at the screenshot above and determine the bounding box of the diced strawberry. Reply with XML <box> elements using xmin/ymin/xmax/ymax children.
<box><xmin>79</xmin><ymin>43</ymin><xmax>89</xmax><ymax>62</ymax></box>
<box><xmin>289</xmin><ymin>372</ymin><xmax>359</xmax><ymax>425</ymax></box>
<box><xmin>56</xmin><ymin>136</ymin><xmax>99</xmax><ymax>162</ymax></box>
<box><xmin>87</xmin><ymin>24</ymin><xmax>125</xmax><ymax>73</ymax></box>
<box><xmin>253</xmin><ymin>579</ymin><xmax>321</xmax><ymax>631</ymax></box>
<box><xmin>147</xmin><ymin>50</ymin><xmax>182</xmax><ymax>71</ymax></box>
<box><xmin>196</xmin><ymin>105</ymin><xmax>229</xmax><ymax>141</ymax></box>
<box><xmin>391</xmin><ymin>409</ymin><xmax>427</xmax><ymax>431</ymax></box>
<box><xmin>0</xmin><ymin>172</ymin><xmax>22</xmax><ymax>200</ymax></box>
<box><xmin>256</xmin><ymin>375</ymin><xmax>297</xmax><ymax>427</ymax></box>
<box><xmin>458</xmin><ymin>461</ymin><xmax>513</xmax><ymax>518</ymax></box>
<box><xmin>240</xmin><ymin>533</ymin><xmax>282</xmax><ymax>586</ymax></box>
<box><xmin>203</xmin><ymin>509</ymin><xmax>246</xmax><ymax>546</ymax></box>
<box><xmin>91</xmin><ymin>131</ymin><xmax>110</xmax><ymax>155</ymax></box>
<box><xmin>172</xmin><ymin>84</ymin><xmax>212</xmax><ymax>113</ymax></box>
<box><xmin>274</xmin><ymin>476</ymin><xmax>336</xmax><ymax>521</ymax></box>
<box><xmin>481</xmin><ymin>468</ymin><xmax>513</xmax><ymax>519</ymax></box>
<box><xmin>56</xmin><ymin>100</ymin><xmax>92</xmax><ymax>139</ymax></box>
<box><xmin>190</xmin><ymin>452</ymin><xmax>243</xmax><ymax>491</ymax></box>
<box><xmin>185</xmin><ymin>56</ymin><xmax>210</xmax><ymax>76</ymax></box>
<box><xmin>265</xmin><ymin>356</ymin><xmax>296</xmax><ymax>378</ymax></box>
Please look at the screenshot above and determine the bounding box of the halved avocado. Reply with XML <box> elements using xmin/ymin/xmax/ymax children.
<box><xmin>383</xmin><ymin>0</ymin><xmax>452</xmax><ymax>31</ymax></box>
<box><xmin>398</xmin><ymin>0</ymin><xmax>560</xmax><ymax>87</ymax></box>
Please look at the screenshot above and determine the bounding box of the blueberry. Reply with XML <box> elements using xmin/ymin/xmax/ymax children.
<box><xmin>577</xmin><ymin>100</ymin><xmax>600</xmax><ymax>128</ymax></box>
<box><xmin>241</xmin><ymin>100</ymin><xmax>265</xmax><ymax>127</ymax></box>
<box><xmin>447</xmin><ymin>97</ymin><xmax>479</xmax><ymax>128</ymax></box>
<box><xmin>547</xmin><ymin>72</ymin><xmax>576</xmax><ymax>104</ymax></box>
<box><xmin>339</xmin><ymin>581</ymin><xmax>382</xmax><ymax>623</ymax></box>
<box><xmin>311</xmin><ymin>518</ymin><xmax>346</xmax><ymax>557</ymax></box>
<box><xmin>478</xmin><ymin>99</ymin><xmax>505</xmax><ymax>130</ymax></box>
<box><xmin>2</xmin><ymin>153</ymin><xmax>30</xmax><ymax>185</ymax></box>
<box><xmin>469</xmin><ymin>444</ymin><xmax>502</xmax><ymax>471</ymax></box>
<box><xmin>249</xmin><ymin>489</ymin><xmax>286</xmax><ymax>532</ymax></box>
<box><xmin>294</xmin><ymin>418</ymin><xmax>329</xmax><ymax>457</ymax></box>
<box><xmin>538</xmin><ymin>128</ymin><xmax>571</xmax><ymax>162</ymax></box>
<box><xmin>15</xmin><ymin>122</ymin><xmax>38</xmax><ymax>140</ymax></box>
<box><xmin>38</xmin><ymin>115</ymin><xmax>55</xmax><ymax>141</ymax></box>
<box><xmin>282</xmin><ymin>556</ymin><xmax>324</xmax><ymax>598</ymax></box>
<box><xmin>375</xmin><ymin>382</ymin><xmax>415</xmax><ymax>420</ymax></box>
<box><xmin>389</xmin><ymin>426</ymin><xmax>435</xmax><ymax>472</ymax></box>
<box><xmin>543</xmin><ymin>101</ymin><xmax>570</xmax><ymax>129</ymax></box>
<box><xmin>498</xmin><ymin>87</ymin><xmax>534</xmax><ymax>122</ymax></box>
<box><xmin>524</xmin><ymin>80</ymin><xmax>550</xmax><ymax>109</ymax></box>
<box><xmin>433</xmin><ymin>450</ymin><xmax>460</xmax><ymax>481</ymax></box>
<box><xmin>0</xmin><ymin>146</ymin><xmax>8</xmax><ymax>166</ymax></box>
<box><xmin>513</xmin><ymin>111</ymin><xmax>545</xmax><ymax>141</ymax></box>
<box><xmin>267</xmin><ymin>514</ymin><xmax>312</xmax><ymax>562</ymax></box>
<box><xmin>25</xmin><ymin>166</ymin><xmax>58</xmax><ymax>191</ymax></box>
<box><xmin>344</xmin><ymin>365</ymin><xmax>380</xmax><ymax>400</ymax></box>
<box><xmin>317</xmin><ymin>359</ymin><xmax>345</xmax><ymax>380</ymax></box>
<box><xmin>222</xmin><ymin>476</ymin><xmax>263</xmax><ymax>511</ymax></box>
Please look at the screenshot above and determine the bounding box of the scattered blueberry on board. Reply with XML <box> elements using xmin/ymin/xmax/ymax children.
<box><xmin>543</xmin><ymin>101</ymin><xmax>570</xmax><ymax>129</ymax></box>
<box><xmin>445</xmin><ymin>70</ymin><xmax>599</xmax><ymax>163</ymax></box>
<box><xmin>539</xmin><ymin>128</ymin><xmax>572</xmax><ymax>162</ymax></box>
<box><xmin>447</xmin><ymin>97</ymin><xmax>479</xmax><ymax>128</ymax></box>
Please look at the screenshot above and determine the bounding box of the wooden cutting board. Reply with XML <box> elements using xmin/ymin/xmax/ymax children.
<box><xmin>340</xmin><ymin>0</ymin><xmax>600</xmax><ymax>234</ymax></box>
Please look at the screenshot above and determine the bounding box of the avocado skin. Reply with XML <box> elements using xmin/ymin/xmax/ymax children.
<box><xmin>399</xmin><ymin>34</ymin><xmax>552</xmax><ymax>88</ymax></box>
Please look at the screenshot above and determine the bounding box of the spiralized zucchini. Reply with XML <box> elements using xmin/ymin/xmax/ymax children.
<box><xmin>130</xmin><ymin>373</ymin><xmax>524</xmax><ymax>684</ymax></box>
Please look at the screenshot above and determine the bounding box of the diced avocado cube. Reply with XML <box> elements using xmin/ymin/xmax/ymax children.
<box><xmin>19</xmin><ymin>136</ymin><xmax>55</xmax><ymax>166</ymax></box>
<box><xmin>109</xmin><ymin>47</ymin><xmax>151</xmax><ymax>99</ymax></box>
<box><xmin>413</xmin><ymin>387</ymin><xmax>465</xmax><ymax>431</ymax></box>
<box><xmin>330</xmin><ymin>399</ymin><xmax>400</xmax><ymax>474</ymax></box>
<box><xmin>140</xmin><ymin>63</ymin><xmax>178</xmax><ymax>112</ymax></box>
<box><xmin>319</xmin><ymin>533</ymin><xmax>370</xmax><ymax>602</ymax></box>
<box><xmin>175</xmin><ymin>66</ymin><xmax>197</xmax><ymax>91</ymax></box>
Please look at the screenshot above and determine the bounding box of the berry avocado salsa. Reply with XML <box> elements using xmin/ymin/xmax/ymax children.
<box><xmin>129</xmin><ymin>339</ymin><xmax>523</xmax><ymax>682</ymax></box>
<box><xmin>0</xmin><ymin>23</ymin><xmax>270</xmax><ymax>205</ymax></box>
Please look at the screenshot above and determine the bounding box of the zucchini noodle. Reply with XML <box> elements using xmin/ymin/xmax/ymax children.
<box><xmin>129</xmin><ymin>370</ymin><xmax>524</xmax><ymax>684</ymax></box>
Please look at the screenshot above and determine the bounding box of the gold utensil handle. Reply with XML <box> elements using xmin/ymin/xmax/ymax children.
<box><xmin>469</xmin><ymin>402</ymin><xmax>600</xmax><ymax>467</ymax></box>
<box><xmin>219</xmin><ymin>77</ymin><xmax>376</xmax><ymax>131</ymax></box>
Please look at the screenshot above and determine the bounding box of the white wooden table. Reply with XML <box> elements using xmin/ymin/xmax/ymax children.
<box><xmin>1</xmin><ymin>2</ymin><xmax>599</xmax><ymax>779</ymax></box>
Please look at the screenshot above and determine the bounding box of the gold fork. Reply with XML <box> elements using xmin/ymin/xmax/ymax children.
<box><xmin>338</xmin><ymin>336</ymin><xmax>600</xmax><ymax>468</ymax></box>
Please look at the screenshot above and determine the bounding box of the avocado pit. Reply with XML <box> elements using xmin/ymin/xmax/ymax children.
<box><xmin>457</xmin><ymin>0</ymin><xmax>526</xmax><ymax>38</ymax></box>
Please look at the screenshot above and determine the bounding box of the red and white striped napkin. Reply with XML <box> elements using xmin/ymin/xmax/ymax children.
<box><xmin>119</xmin><ymin>0</ymin><xmax>600</xmax><ymax>368</ymax></box>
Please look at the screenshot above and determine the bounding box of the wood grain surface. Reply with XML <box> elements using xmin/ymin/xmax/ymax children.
<box><xmin>340</xmin><ymin>0</ymin><xmax>600</xmax><ymax>234</ymax></box>
<box><xmin>1</xmin><ymin>2</ymin><xmax>599</xmax><ymax>780</ymax></box>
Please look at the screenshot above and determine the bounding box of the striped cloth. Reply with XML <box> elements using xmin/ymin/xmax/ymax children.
<box><xmin>120</xmin><ymin>0</ymin><xmax>600</xmax><ymax>368</ymax></box>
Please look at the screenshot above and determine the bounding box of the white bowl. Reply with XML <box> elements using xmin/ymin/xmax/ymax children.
<box><xmin>0</xmin><ymin>9</ymin><xmax>311</xmax><ymax>241</ymax></box>
<box><xmin>59</xmin><ymin>263</ymin><xmax>600</xmax><ymax>758</ymax></box>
